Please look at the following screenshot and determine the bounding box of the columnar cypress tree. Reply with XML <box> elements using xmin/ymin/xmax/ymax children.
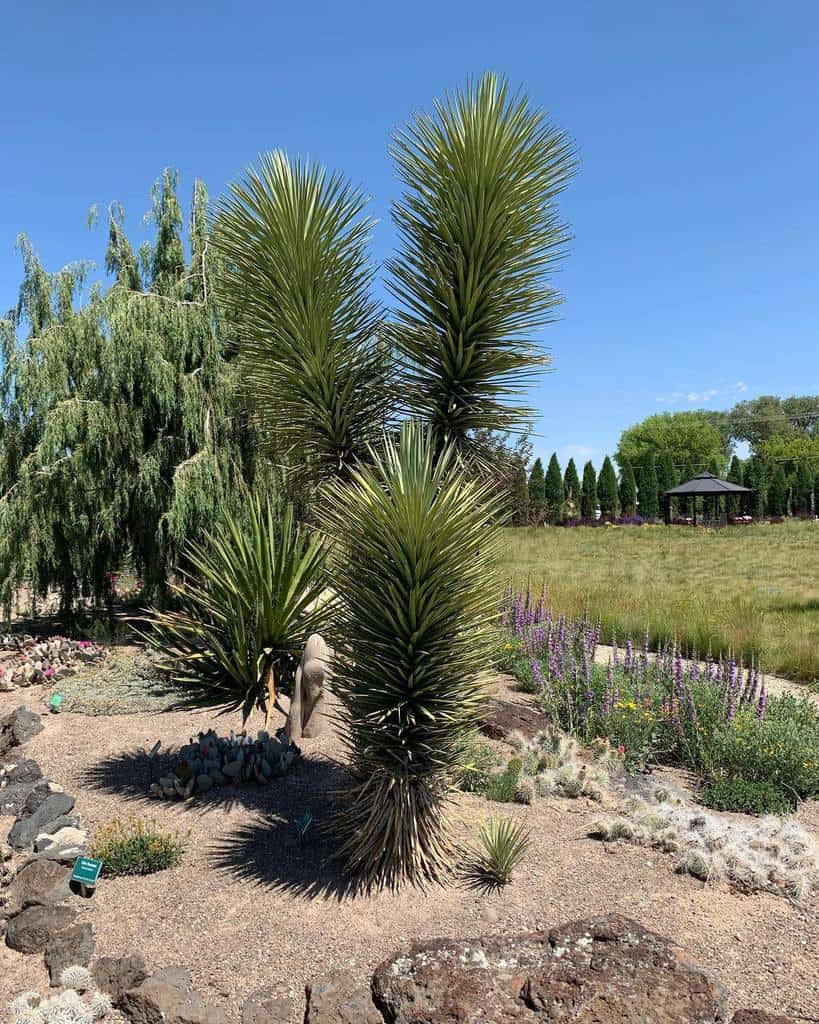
<box><xmin>743</xmin><ymin>455</ymin><xmax>766</xmax><ymax>517</ymax></box>
<box><xmin>598</xmin><ymin>456</ymin><xmax>619</xmax><ymax>518</ymax></box>
<box><xmin>767</xmin><ymin>465</ymin><xmax>788</xmax><ymax>516</ymax></box>
<box><xmin>727</xmin><ymin>455</ymin><xmax>744</xmax><ymax>515</ymax></box>
<box><xmin>528</xmin><ymin>457</ymin><xmax>546</xmax><ymax>523</ymax></box>
<box><xmin>0</xmin><ymin>171</ymin><xmax>258</xmax><ymax>613</ymax></box>
<box><xmin>544</xmin><ymin>453</ymin><xmax>564</xmax><ymax>523</ymax></box>
<box><xmin>656</xmin><ymin>451</ymin><xmax>677</xmax><ymax>518</ymax></box>
<box><xmin>637</xmin><ymin>450</ymin><xmax>659</xmax><ymax>520</ymax></box>
<box><xmin>563</xmin><ymin>457</ymin><xmax>580</xmax><ymax>505</ymax></box>
<box><xmin>580</xmin><ymin>461</ymin><xmax>597</xmax><ymax>520</ymax></box>
<box><xmin>619</xmin><ymin>463</ymin><xmax>637</xmax><ymax>516</ymax></box>
<box><xmin>795</xmin><ymin>462</ymin><xmax>814</xmax><ymax>515</ymax></box>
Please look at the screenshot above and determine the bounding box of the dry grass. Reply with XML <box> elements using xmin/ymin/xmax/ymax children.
<box><xmin>497</xmin><ymin>520</ymin><xmax>819</xmax><ymax>681</ymax></box>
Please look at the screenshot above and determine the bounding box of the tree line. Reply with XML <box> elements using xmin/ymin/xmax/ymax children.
<box><xmin>508</xmin><ymin>447</ymin><xmax>818</xmax><ymax>525</ymax></box>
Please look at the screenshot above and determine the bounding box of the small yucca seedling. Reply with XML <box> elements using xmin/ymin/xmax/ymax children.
<box><xmin>464</xmin><ymin>817</ymin><xmax>530</xmax><ymax>888</ymax></box>
<box><xmin>60</xmin><ymin>966</ymin><xmax>92</xmax><ymax>992</ymax></box>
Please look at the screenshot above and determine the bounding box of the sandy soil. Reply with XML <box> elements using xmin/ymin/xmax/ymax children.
<box><xmin>1</xmin><ymin>679</ymin><xmax>817</xmax><ymax>1022</ymax></box>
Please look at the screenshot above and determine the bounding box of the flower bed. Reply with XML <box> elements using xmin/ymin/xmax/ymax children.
<box><xmin>500</xmin><ymin>586</ymin><xmax>819</xmax><ymax>813</ymax></box>
<box><xmin>0</xmin><ymin>635</ymin><xmax>106</xmax><ymax>692</ymax></box>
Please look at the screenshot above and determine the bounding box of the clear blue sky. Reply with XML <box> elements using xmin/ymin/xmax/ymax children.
<box><xmin>2</xmin><ymin>1</ymin><xmax>817</xmax><ymax>469</ymax></box>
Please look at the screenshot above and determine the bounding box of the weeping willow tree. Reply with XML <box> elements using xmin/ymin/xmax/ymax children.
<box><xmin>0</xmin><ymin>171</ymin><xmax>260</xmax><ymax>616</ymax></box>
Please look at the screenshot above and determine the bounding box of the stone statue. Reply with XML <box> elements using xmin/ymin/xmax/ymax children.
<box><xmin>287</xmin><ymin>633</ymin><xmax>331</xmax><ymax>740</ymax></box>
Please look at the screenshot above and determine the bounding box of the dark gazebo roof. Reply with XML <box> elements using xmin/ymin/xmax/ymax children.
<box><xmin>665</xmin><ymin>471</ymin><xmax>751</xmax><ymax>496</ymax></box>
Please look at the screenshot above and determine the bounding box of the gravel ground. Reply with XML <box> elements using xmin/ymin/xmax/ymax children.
<box><xmin>1</xmin><ymin>673</ymin><xmax>817</xmax><ymax>1022</ymax></box>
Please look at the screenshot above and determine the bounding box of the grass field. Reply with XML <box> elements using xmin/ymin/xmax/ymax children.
<box><xmin>498</xmin><ymin>520</ymin><xmax>819</xmax><ymax>683</ymax></box>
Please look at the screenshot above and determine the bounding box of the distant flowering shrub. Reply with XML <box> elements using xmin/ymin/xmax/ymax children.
<box><xmin>500</xmin><ymin>584</ymin><xmax>819</xmax><ymax>812</ymax></box>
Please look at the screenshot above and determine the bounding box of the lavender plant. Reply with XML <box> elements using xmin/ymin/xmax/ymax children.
<box><xmin>501</xmin><ymin>584</ymin><xmax>819</xmax><ymax>811</ymax></box>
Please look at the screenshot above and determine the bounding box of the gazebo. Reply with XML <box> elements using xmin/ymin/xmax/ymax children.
<box><xmin>663</xmin><ymin>471</ymin><xmax>753</xmax><ymax>526</ymax></box>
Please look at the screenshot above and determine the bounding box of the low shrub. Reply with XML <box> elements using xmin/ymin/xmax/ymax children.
<box><xmin>485</xmin><ymin>758</ymin><xmax>522</xmax><ymax>802</ymax></box>
<box><xmin>90</xmin><ymin>817</ymin><xmax>184</xmax><ymax>876</ymax></box>
<box><xmin>698</xmin><ymin>777</ymin><xmax>792</xmax><ymax>816</ymax></box>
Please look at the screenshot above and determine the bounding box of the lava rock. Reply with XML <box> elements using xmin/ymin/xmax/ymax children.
<box><xmin>121</xmin><ymin>966</ymin><xmax>228</xmax><ymax>1024</ymax></box>
<box><xmin>307</xmin><ymin>972</ymin><xmax>383</xmax><ymax>1024</ymax></box>
<box><xmin>5</xmin><ymin>902</ymin><xmax>78</xmax><ymax>954</ymax></box>
<box><xmin>0</xmin><ymin>756</ymin><xmax>43</xmax><ymax>786</ymax></box>
<box><xmin>45</xmin><ymin>920</ymin><xmax>95</xmax><ymax>984</ymax></box>
<box><xmin>8</xmin><ymin>792</ymin><xmax>76</xmax><ymax>849</ymax></box>
<box><xmin>92</xmin><ymin>953</ymin><xmax>149</xmax><ymax>1005</ymax></box>
<box><xmin>1</xmin><ymin>858</ymin><xmax>72</xmax><ymax>918</ymax></box>
<box><xmin>0</xmin><ymin>779</ymin><xmax>47</xmax><ymax>817</ymax></box>
<box><xmin>372</xmin><ymin>914</ymin><xmax>728</xmax><ymax>1024</ymax></box>
<box><xmin>0</xmin><ymin>706</ymin><xmax>43</xmax><ymax>755</ymax></box>
<box><xmin>242</xmin><ymin>987</ymin><xmax>296</xmax><ymax>1024</ymax></box>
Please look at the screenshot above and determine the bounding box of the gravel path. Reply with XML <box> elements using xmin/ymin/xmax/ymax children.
<box><xmin>1</xmin><ymin>678</ymin><xmax>817</xmax><ymax>1022</ymax></box>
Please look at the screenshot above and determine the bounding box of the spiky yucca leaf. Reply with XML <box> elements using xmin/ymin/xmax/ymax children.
<box><xmin>318</xmin><ymin>421</ymin><xmax>502</xmax><ymax>888</ymax></box>
<box><xmin>213</xmin><ymin>151</ymin><xmax>392</xmax><ymax>479</ymax></box>
<box><xmin>388</xmin><ymin>72</ymin><xmax>577</xmax><ymax>454</ymax></box>
<box><xmin>464</xmin><ymin>816</ymin><xmax>530</xmax><ymax>888</ymax></box>
<box><xmin>139</xmin><ymin>498</ymin><xmax>330</xmax><ymax>723</ymax></box>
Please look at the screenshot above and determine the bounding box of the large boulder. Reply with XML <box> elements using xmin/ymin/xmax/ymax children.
<box><xmin>44</xmin><ymin>920</ymin><xmax>95</xmax><ymax>984</ymax></box>
<box><xmin>1</xmin><ymin>858</ymin><xmax>72</xmax><ymax>918</ymax></box>
<box><xmin>242</xmin><ymin>987</ymin><xmax>295</xmax><ymax>1024</ymax></box>
<box><xmin>120</xmin><ymin>966</ymin><xmax>228</xmax><ymax>1024</ymax></box>
<box><xmin>92</xmin><ymin>953</ymin><xmax>149</xmax><ymax>1005</ymax></box>
<box><xmin>0</xmin><ymin>706</ymin><xmax>43</xmax><ymax>755</ymax></box>
<box><xmin>8</xmin><ymin>792</ymin><xmax>76</xmax><ymax>850</ymax></box>
<box><xmin>371</xmin><ymin>914</ymin><xmax>728</xmax><ymax>1024</ymax></box>
<box><xmin>5</xmin><ymin>902</ymin><xmax>78</xmax><ymax>954</ymax></box>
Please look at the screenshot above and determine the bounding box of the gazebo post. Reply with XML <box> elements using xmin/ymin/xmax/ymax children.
<box><xmin>693</xmin><ymin>498</ymin><xmax>697</xmax><ymax>527</ymax></box>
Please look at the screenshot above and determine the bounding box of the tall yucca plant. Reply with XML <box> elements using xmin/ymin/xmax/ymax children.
<box><xmin>213</xmin><ymin>152</ymin><xmax>391</xmax><ymax>480</ymax></box>
<box><xmin>318</xmin><ymin>421</ymin><xmax>502</xmax><ymax>888</ymax></box>
<box><xmin>140</xmin><ymin>498</ymin><xmax>330</xmax><ymax>725</ymax></box>
<box><xmin>388</xmin><ymin>72</ymin><xmax>577</xmax><ymax>455</ymax></box>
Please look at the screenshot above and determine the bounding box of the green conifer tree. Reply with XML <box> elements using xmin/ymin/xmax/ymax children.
<box><xmin>726</xmin><ymin>455</ymin><xmax>744</xmax><ymax>516</ymax></box>
<box><xmin>580</xmin><ymin>461</ymin><xmax>598</xmax><ymax>520</ymax></box>
<box><xmin>637</xmin><ymin>450</ymin><xmax>659</xmax><ymax>520</ymax></box>
<box><xmin>795</xmin><ymin>462</ymin><xmax>814</xmax><ymax>515</ymax></box>
<box><xmin>656</xmin><ymin>451</ymin><xmax>677</xmax><ymax>519</ymax></box>
<box><xmin>619</xmin><ymin>462</ymin><xmax>637</xmax><ymax>517</ymax></box>
<box><xmin>528</xmin><ymin>457</ymin><xmax>546</xmax><ymax>523</ymax></box>
<box><xmin>563</xmin><ymin>458</ymin><xmax>579</xmax><ymax>501</ymax></box>
<box><xmin>598</xmin><ymin>456</ymin><xmax>619</xmax><ymax>519</ymax></box>
<box><xmin>767</xmin><ymin>465</ymin><xmax>788</xmax><ymax>517</ymax></box>
<box><xmin>544</xmin><ymin>453</ymin><xmax>564</xmax><ymax>523</ymax></box>
<box><xmin>743</xmin><ymin>455</ymin><xmax>766</xmax><ymax>517</ymax></box>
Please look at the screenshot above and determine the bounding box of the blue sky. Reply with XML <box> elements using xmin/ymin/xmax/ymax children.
<box><xmin>2</xmin><ymin>1</ymin><xmax>817</xmax><ymax>469</ymax></box>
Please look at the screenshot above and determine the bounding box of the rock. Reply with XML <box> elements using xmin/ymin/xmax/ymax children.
<box><xmin>5</xmin><ymin>902</ymin><xmax>78</xmax><ymax>953</ymax></box>
<box><xmin>371</xmin><ymin>914</ymin><xmax>728</xmax><ymax>1024</ymax></box>
<box><xmin>307</xmin><ymin>972</ymin><xmax>382</xmax><ymax>1024</ymax></box>
<box><xmin>196</xmin><ymin>774</ymin><xmax>213</xmax><ymax>793</ymax></box>
<box><xmin>92</xmin><ymin>953</ymin><xmax>149</xmax><ymax>1005</ymax></box>
<box><xmin>0</xmin><ymin>779</ymin><xmax>48</xmax><ymax>817</ymax></box>
<box><xmin>9</xmin><ymin>792</ymin><xmax>76</xmax><ymax>850</ymax></box>
<box><xmin>479</xmin><ymin>698</ymin><xmax>550</xmax><ymax>742</ymax></box>
<box><xmin>731</xmin><ymin>1013</ymin><xmax>795</xmax><ymax>1024</ymax></box>
<box><xmin>0</xmin><ymin>841</ymin><xmax>12</xmax><ymax>861</ymax></box>
<box><xmin>34</xmin><ymin>826</ymin><xmax>89</xmax><ymax>861</ymax></box>
<box><xmin>0</xmin><ymin>706</ymin><xmax>44</xmax><ymax>755</ymax></box>
<box><xmin>120</xmin><ymin>966</ymin><xmax>228</xmax><ymax>1024</ymax></box>
<box><xmin>0</xmin><ymin>756</ymin><xmax>42</xmax><ymax>786</ymax></box>
<box><xmin>44</xmin><ymin>920</ymin><xmax>95</xmax><ymax>984</ymax></box>
<box><xmin>22</xmin><ymin>781</ymin><xmax>53</xmax><ymax>815</ymax></box>
<box><xmin>242</xmin><ymin>987</ymin><xmax>296</xmax><ymax>1024</ymax></box>
<box><xmin>1</xmin><ymin>858</ymin><xmax>72</xmax><ymax>918</ymax></box>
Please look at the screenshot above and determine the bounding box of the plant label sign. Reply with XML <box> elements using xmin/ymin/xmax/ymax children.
<box><xmin>70</xmin><ymin>857</ymin><xmax>102</xmax><ymax>896</ymax></box>
<box><xmin>297</xmin><ymin>808</ymin><xmax>313</xmax><ymax>841</ymax></box>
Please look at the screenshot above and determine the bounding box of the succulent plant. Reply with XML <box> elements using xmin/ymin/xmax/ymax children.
<box><xmin>89</xmin><ymin>993</ymin><xmax>111</xmax><ymax>1021</ymax></box>
<box><xmin>59</xmin><ymin>967</ymin><xmax>92</xmax><ymax>992</ymax></box>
